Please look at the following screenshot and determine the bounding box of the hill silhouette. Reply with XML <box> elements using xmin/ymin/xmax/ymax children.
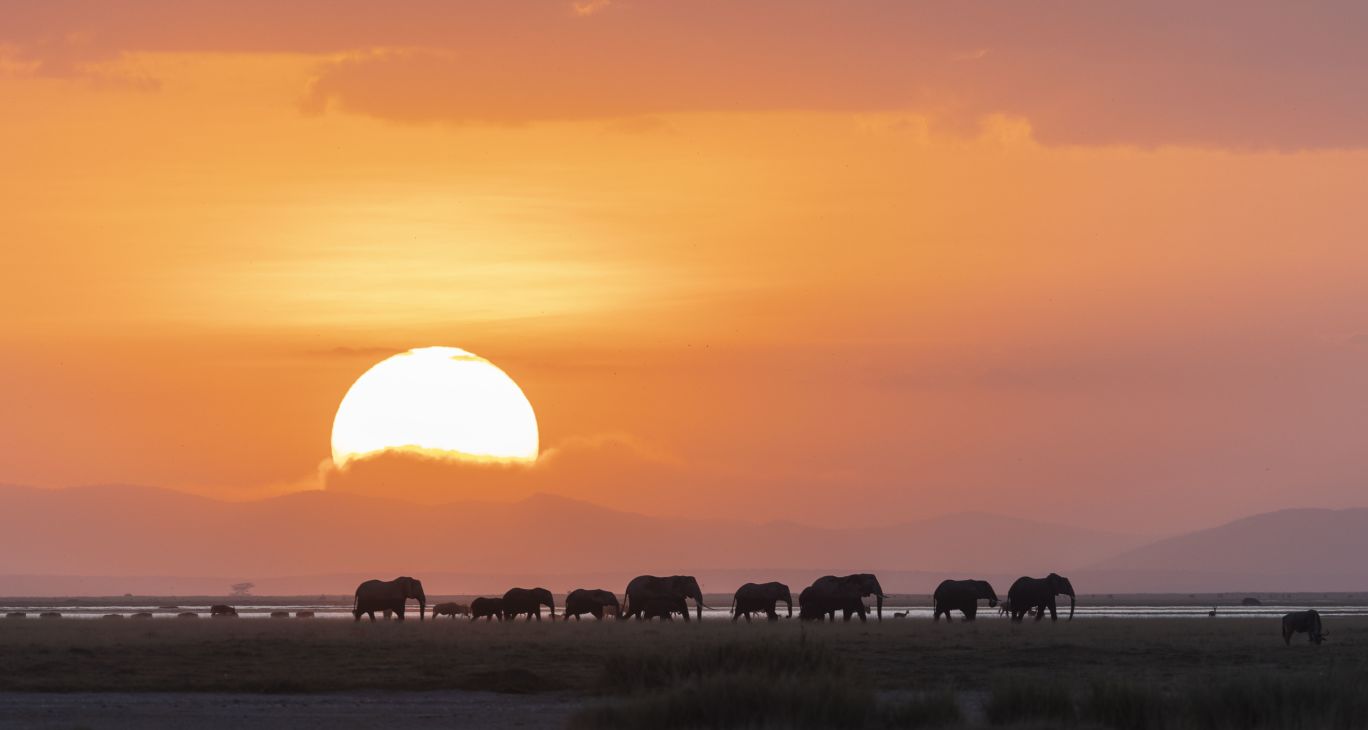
<box><xmin>0</xmin><ymin>484</ymin><xmax>1143</xmax><ymax>594</ymax></box>
<box><xmin>1083</xmin><ymin>508</ymin><xmax>1368</xmax><ymax>592</ymax></box>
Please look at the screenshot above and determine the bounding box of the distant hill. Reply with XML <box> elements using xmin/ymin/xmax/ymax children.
<box><xmin>0</xmin><ymin>484</ymin><xmax>1145</xmax><ymax>595</ymax></box>
<box><xmin>1082</xmin><ymin>508</ymin><xmax>1368</xmax><ymax>592</ymax></box>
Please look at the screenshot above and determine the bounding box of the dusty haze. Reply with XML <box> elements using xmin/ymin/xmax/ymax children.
<box><xmin>3</xmin><ymin>2</ymin><xmax>1368</xmax><ymax>551</ymax></box>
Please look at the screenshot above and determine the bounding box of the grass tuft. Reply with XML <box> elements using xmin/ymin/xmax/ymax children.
<box><xmin>986</xmin><ymin>678</ymin><xmax>1074</xmax><ymax>726</ymax></box>
<box><xmin>570</xmin><ymin>673</ymin><xmax>874</xmax><ymax>730</ymax></box>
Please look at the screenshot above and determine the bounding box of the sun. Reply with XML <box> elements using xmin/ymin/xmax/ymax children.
<box><xmin>331</xmin><ymin>347</ymin><xmax>539</xmax><ymax>466</ymax></box>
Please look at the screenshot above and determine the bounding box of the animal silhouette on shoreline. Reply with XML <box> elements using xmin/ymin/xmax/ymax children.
<box><xmin>353</xmin><ymin>577</ymin><xmax>426</xmax><ymax>622</ymax></box>
<box><xmin>933</xmin><ymin>579</ymin><xmax>998</xmax><ymax>622</ymax></box>
<box><xmin>622</xmin><ymin>575</ymin><xmax>707</xmax><ymax>621</ymax></box>
<box><xmin>431</xmin><ymin>602</ymin><xmax>471</xmax><ymax>619</ymax></box>
<box><xmin>1008</xmin><ymin>573</ymin><xmax>1075</xmax><ymax>622</ymax></box>
<box><xmin>731</xmin><ymin>582</ymin><xmax>793</xmax><ymax>622</ymax></box>
<box><xmin>1282</xmin><ymin>610</ymin><xmax>1326</xmax><ymax>645</ymax></box>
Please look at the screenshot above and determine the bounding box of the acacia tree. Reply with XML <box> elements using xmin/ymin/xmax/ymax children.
<box><xmin>230</xmin><ymin>582</ymin><xmax>254</xmax><ymax>597</ymax></box>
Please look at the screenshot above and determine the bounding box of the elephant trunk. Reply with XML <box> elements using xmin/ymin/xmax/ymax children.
<box><xmin>1067</xmin><ymin>591</ymin><xmax>1075</xmax><ymax>621</ymax></box>
<box><xmin>785</xmin><ymin>592</ymin><xmax>793</xmax><ymax>618</ymax></box>
<box><xmin>694</xmin><ymin>589</ymin><xmax>704</xmax><ymax>621</ymax></box>
<box><xmin>877</xmin><ymin>594</ymin><xmax>884</xmax><ymax>621</ymax></box>
<box><xmin>419</xmin><ymin>597</ymin><xmax>426</xmax><ymax>621</ymax></box>
<box><xmin>548</xmin><ymin>596</ymin><xmax>556</xmax><ymax>618</ymax></box>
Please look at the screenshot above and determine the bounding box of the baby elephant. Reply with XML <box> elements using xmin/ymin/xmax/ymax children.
<box><xmin>1282</xmin><ymin>610</ymin><xmax>1326</xmax><ymax>645</ymax></box>
<box><xmin>471</xmin><ymin>597</ymin><xmax>505</xmax><ymax>621</ymax></box>
<box><xmin>432</xmin><ymin>602</ymin><xmax>471</xmax><ymax>619</ymax></box>
<box><xmin>641</xmin><ymin>596</ymin><xmax>689</xmax><ymax>621</ymax></box>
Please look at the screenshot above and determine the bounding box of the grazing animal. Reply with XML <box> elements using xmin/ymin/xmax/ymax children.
<box><xmin>731</xmin><ymin>582</ymin><xmax>794</xmax><ymax>622</ymax></box>
<box><xmin>353</xmin><ymin>576</ymin><xmax>426</xmax><ymax>622</ymax></box>
<box><xmin>563</xmin><ymin>589</ymin><xmax>620</xmax><ymax>621</ymax></box>
<box><xmin>800</xmin><ymin>574</ymin><xmax>886</xmax><ymax>622</ymax></box>
<box><xmin>893</xmin><ymin>611</ymin><xmax>909</xmax><ymax>618</ymax></box>
<box><xmin>1208</xmin><ymin>606</ymin><xmax>1217</xmax><ymax>617</ymax></box>
<box><xmin>39</xmin><ymin>612</ymin><xmax>61</xmax><ymax>619</ymax></box>
<box><xmin>295</xmin><ymin>611</ymin><xmax>315</xmax><ymax>619</ymax></box>
<box><xmin>622</xmin><ymin>576</ymin><xmax>707</xmax><ymax>621</ymax></box>
<box><xmin>177</xmin><ymin>612</ymin><xmax>199</xmax><ymax>619</ymax></box>
<box><xmin>470</xmin><ymin>597</ymin><xmax>505</xmax><ymax>621</ymax></box>
<box><xmin>502</xmin><ymin>587</ymin><xmax>556</xmax><ymax>621</ymax></box>
<box><xmin>432</xmin><ymin>602</ymin><xmax>472</xmax><ymax>619</ymax></box>
<box><xmin>933</xmin><ymin>579</ymin><xmax>999</xmax><ymax>622</ymax></box>
<box><xmin>210</xmin><ymin>604</ymin><xmax>238</xmax><ymax>618</ymax></box>
<box><xmin>1007</xmin><ymin>573</ymin><xmax>1076</xmax><ymax>622</ymax></box>
<box><xmin>270</xmin><ymin>611</ymin><xmax>291</xmax><ymax>619</ymax></box>
<box><xmin>1282</xmin><ymin>610</ymin><xmax>1326</xmax><ymax>645</ymax></box>
<box><xmin>103</xmin><ymin>613</ymin><xmax>125</xmax><ymax>619</ymax></box>
<box><xmin>131</xmin><ymin>612</ymin><xmax>153</xmax><ymax>619</ymax></box>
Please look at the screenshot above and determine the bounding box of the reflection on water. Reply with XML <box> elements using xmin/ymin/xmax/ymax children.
<box><xmin>5</xmin><ymin>605</ymin><xmax>1368</xmax><ymax>620</ymax></box>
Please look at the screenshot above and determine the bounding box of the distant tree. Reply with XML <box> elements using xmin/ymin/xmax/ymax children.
<box><xmin>230</xmin><ymin>582</ymin><xmax>255</xmax><ymax>597</ymax></box>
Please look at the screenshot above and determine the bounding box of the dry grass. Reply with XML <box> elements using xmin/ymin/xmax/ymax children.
<box><xmin>1</xmin><ymin>616</ymin><xmax>1365</xmax><ymax>728</ymax></box>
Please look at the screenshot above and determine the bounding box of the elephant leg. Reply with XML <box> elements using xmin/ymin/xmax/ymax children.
<box><xmin>965</xmin><ymin>605</ymin><xmax>977</xmax><ymax>621</ymax></box>
<box><xmin>766</xmin><ymin>607</ymin><xmax>778</xmax><ymax>621</ymax></box>
<box><xmin>1048</xmin><ymin>599</ymin><xmax>1058</xmax><ymax>621</ymax></box>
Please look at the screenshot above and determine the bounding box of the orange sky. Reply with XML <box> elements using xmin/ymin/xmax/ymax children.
<box><xmin>4</xmin><ymin>1</ymin><xmax>1368</xmax><ymax>534</ymax></box>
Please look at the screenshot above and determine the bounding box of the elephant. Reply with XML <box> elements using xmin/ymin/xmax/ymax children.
<box><xmin>622</xmin><ymin>575</ymin><xmax>706</xmax><ymax>621</ymax></box>
<box><xmin>1007</xmin><ymin>573</ymin><xmax>1075</xmax><ymax>622</ymax></box>
<box><xmin>1282</xmin><ymin>610</ymin><xmax>1326</xmax><ymax>645</ymax></box>
<box><xmin>640</xmin><ymin>595</ymin><xmax>689</xmax><ymax>621</ymax></box>
<box><xmin>564</xmin><ymin>589</ymin><xmax>621</xmax><ymax>620</ymax></box>
<box><xmin>502</xmin><ymin>587</ymin><xmax>556</xmax><ymax>621</ymax></box>
<box><xmin>731</xmin><ymin>582</ymin><xmax>793</xmax><ymax>622</ymax></box>
<box><xmin>933</xmin><ymin>579</ymin><xmax>998</xmax><ymax>622</ymax></box>
<box><xmin>5</xmin><ymin>612</ymin><xmax>25</xmax><ymax>619</ymax></box>
<box><xmin>798</xmin><ymin>585</ymin><xmax>867</xmax><ymax>622</ymax></box>
<box><xmin>804</xmin><ymin>574</ymin><xmax>886</xmax><ymax>622</ymax></box>
<box><xmin>39</xmin><ymin>612</ymin><xmax>62</xmax><ymax>619</ymax></box>
<box><xmin>432</xmin><ymin>602</ymin><xmax>471</xmax><ymax>619</ymax></box>
<box><xmin>103</xmin><ymin>613</ymin><xmax>125</xmax><ymax>620</ymax></box>
<box><xmin>210</xmin><ymin>604</ymin><xmax>238</xmax><ymax>618</ymax></box>
<box><xmin>270</xmin><ymin>611</ymin><xmax>291</xmax><ymax>619</ymax></box>
<box><xmin>470</xmin><ymin>597</ymin><xmax>505</xmax><ymax>621</ymax></box>
<box><xmin>295</xmin><ymin>611</ymin><xmax>315</xmax><ymax>619</ymax></box>
<box><xmin>131</xmin><ymin>612</ymin><xmax>153</xmax><ymax>619</ymax></box>
<box><xmin>353</xmin><ymin>576</ymin><xmax>426</xmax><ymax>622</ymax></box>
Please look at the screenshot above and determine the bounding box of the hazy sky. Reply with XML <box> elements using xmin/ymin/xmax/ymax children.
<box><xmin>3</xmin><ymin>1</ymin><xmax>1368</xmax><ymax>534</ymax></box>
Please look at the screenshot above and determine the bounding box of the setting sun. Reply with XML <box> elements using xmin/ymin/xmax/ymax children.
<box><xmin>330</xmin><ymin>347</ymin><xmax>539</xmax><ymax>466</ymax></box>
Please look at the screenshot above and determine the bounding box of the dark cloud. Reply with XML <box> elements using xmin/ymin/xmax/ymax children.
<box><xmin>5</xmin><ymin>1</ymin><xmax>1368</xmax><ymax>148</ymax></box>
<box><xmin>322</xmin><ymin>434</ymin><xmax>689</xmax><ymax>506</ymax></box>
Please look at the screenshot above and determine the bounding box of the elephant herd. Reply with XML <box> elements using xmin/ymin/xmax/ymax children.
<box><xmin>350</xmin><ymin>572</ymin><xmax>1077</xmax><ymax>625</ymax></box>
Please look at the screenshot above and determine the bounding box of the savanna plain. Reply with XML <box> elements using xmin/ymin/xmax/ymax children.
<box><xmin>2</xmin><ymin>609</ymin><xmax>1364</xmax><ymax>729</ymax></box>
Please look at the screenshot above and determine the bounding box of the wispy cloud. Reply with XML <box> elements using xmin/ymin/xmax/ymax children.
<box><xmin>572</xmin><ymin>0</ymin><xmax>613</xmax><ymax>17</ymax></box>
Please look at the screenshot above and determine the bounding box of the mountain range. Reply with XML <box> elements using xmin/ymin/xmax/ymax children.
<box><xmin>0</xmin><ymin>484</ymin><xmax>1362</xmax><ymax>595</ymax></box>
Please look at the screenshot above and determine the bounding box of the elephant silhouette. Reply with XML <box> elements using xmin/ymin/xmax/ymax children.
<box><xmin>353</xmin><ymin>576</ymin><xmax>426</xmax><ymax>622</ymax></box>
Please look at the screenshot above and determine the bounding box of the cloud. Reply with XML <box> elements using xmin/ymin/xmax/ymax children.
<box><xmin>6</xmin><ymin>1</ymin><xmax>1368</xmax><ymax>147</ymax></box>
<box><xmin>322</xmin><ymin>434</ymin><xmax>687</xmax><ymax>506</ymax></box>
<box><xmin>572</xmin><ymin>0</ymin><xmax>612</xmax><ymax>17</ymax></box>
